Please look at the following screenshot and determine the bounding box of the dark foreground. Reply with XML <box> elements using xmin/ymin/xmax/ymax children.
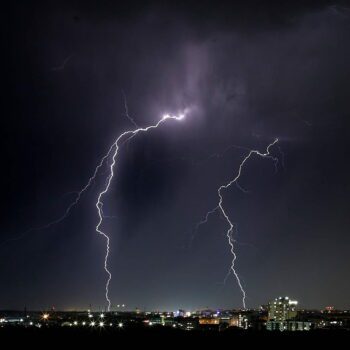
<box><xmin>1</xmin><ymin>326</ymin><xmax>349</xmax><ymax>346</ymax></box>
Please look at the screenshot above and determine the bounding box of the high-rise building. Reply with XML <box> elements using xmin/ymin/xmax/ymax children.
<box><xmin>268</xmin><ymin>296</ymin><xmax>298</xmax><ymax>322</ymax></box>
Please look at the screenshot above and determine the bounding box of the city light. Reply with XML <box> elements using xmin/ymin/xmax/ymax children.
<box><xmin>0</xmin><ymin>296</ymin><xmax>348</xmax><ymax>334</ymax></box>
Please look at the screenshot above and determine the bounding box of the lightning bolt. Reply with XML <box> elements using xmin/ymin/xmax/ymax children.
<box><xmin>122</xmin><ymin>90</ymin><xmax>138</xmax><ymax>128</ymax></box>
<box><xmin>94</xmin><ymin>112</ymin><xmax>187</xmax><ymax>311</ymax></box>
<box><xmin>2</xmin><ymin>109</ymin><xmax>187</xmax><ymax>312</ymax></box>
<box><xmin>195</xmin><ymin>138</ymin><xmax>279</xmax><ymax>309</ymax></box>
<box><xmin>51</xmin><ymin>54</ymin><xmax>74</xmax><ymax>71</ymax></box>
<box><xmin>0</xmin><ymin>145</ymin><xmax>114</xmax><ymax>248</ymax></box>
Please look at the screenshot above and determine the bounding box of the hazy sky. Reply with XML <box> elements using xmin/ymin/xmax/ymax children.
<box><xmin>2</xmin><ymin>1</ymin><xmax>350</xmax><ymax>311</ymax></box>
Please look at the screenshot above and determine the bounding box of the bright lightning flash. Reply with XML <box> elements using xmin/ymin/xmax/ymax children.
<box><xmin>197</xmin><ymin>138</ymin><xmax>279</xmax><ymax>309</ymax></box>
<box><xmin>95</xmin><ymin>112</ymin><xmax>187</xmax><ymax>311</ymax></box>
<box><xmin>2</xmin><ymin>109</ymin><xmax>187</xmax><ymax>311</ymax></box>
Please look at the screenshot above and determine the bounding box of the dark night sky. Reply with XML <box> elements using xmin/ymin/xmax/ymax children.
<box><xmin>2</xmin><ymin>1</ymin><xmax>350</xmax><ymax>311</ymax></box>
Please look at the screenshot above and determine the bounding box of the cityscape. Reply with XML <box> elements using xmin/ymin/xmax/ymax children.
<box><xmin>1</xmin><ymin>297</ymin><xmax>350</xmax><ymax>333</ymax></box>
<box><xmin>4</xmin><ymin>0</ymin><xmax>350</xmax><ymax>342</ymax></box>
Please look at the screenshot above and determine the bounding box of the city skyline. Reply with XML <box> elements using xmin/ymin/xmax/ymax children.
<box><xmin>1</xmin><ymin>295</ymin><xmax>350</xmax><ymax>333</ymax></box>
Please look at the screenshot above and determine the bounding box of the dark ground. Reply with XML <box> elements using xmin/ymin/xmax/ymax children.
<box><xmin>1</xmin><ymin>326</ymin><xmax>349</xmax><ymax>346</ymax></box>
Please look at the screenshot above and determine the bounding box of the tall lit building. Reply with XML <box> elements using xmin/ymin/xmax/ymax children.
<box><xmin>266</xmin><ymin>296</ymin><xmax>305</xmax><ymax>331</ymax></box>
<box><xmin>268</xmin><ymin>296</ymin><xmax>298</xmax><ymax>322</ymax></box>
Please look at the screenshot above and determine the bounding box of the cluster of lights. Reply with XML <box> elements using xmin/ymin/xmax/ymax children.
<box><xmin>1</xmin><ymin>315</ymin><xmax>124</xmax><ymax>329</ymax></box>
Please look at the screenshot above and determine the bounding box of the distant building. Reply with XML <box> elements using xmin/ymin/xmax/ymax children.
<box><xmin>229</xmin><ymin>316</ymin><xmax>240</xmax><ymax>327</ymax></box>
<box><xmin>175</xmin><ymin>310</ymin><xmax>186</xmax><ymax>317</ymax></box>
<box><xmin>177</xmin><ymin>317</ymin><xmax>198</xmax><ymax>330</ymax></box>
<box><xmin>267</xmin><ymin>320</ymin><xmax>312</xmax><ymax>331</ymax></box>
<box><xmin>228</xmin><ymin>314</ymin><xmax>246</xmax><ymax>328</ymax></box>
<box><xmin>199</xmin><ymin>318</ymin><xmax>219</xmax><ymax>325</ymax></box>
<box><xmin>323</xmin><ymin>306</ymin><xmax>335</xmax><ymax>313</ymax></box>
<box><xmin>198</xmin><ymin>317</ymin><xmax>220</xmax><ymax>331</ymax></box>
<box><xmin>268</xmin><ymin>296</ymin><xmax>298</xmax><ymax>322</ymax></box>
<box><xmin>267</xmin><ymin>296</ymin><xmax>302</xmax><ymax>331</ymax></box>
<box><xmin>228</xmin><ymin>311</ymin><xmax>267</xmax><ymax>330</ymax></box>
